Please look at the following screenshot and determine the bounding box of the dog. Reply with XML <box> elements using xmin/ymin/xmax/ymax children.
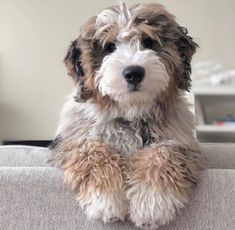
<box><xmin>50</xmin><ymin>3</ymin><xmax>203</xmax><ymax>229</ymax></box>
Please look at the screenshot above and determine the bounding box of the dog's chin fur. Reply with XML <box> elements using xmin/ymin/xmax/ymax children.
<box><xmin>50</xmin><ymin>3</ymin><xmax>202</xmax><ymax>230</ymax></box>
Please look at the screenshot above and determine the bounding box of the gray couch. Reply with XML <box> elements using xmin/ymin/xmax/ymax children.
<box><xmin>0</xmin><ymin>144</ymin><xmax>235</xmax><ymax>230</ymax></box>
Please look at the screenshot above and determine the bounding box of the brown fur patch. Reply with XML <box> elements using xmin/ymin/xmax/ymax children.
<box><xmin>63</xmin><ymin>3</ymin><xmax>197</xmax><ymax>107</ymax></box>
<box><xmin>128</xmin><ymin>143</ymin><xmax>202</xmax><ymax>200</ymax></box>
<box><xmin>52</xmin><ymin>140</ymin><xmax>127</xmax><ymax>202</ymax></box>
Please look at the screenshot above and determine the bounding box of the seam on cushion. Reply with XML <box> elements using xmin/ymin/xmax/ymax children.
<box><xmin>0</xmin><ymin>166</ymin><xmax>59</xmax><ymax>172</ymax></box>
<box><xmin>0</xmin><ymin>167</ymin><xmax>234</xmax><ymax>173</ymax></box>
<box><xmin>0</xmin><ymin>165</ymin><xmax>52</xmax><ymax>168</ymax></box>
<box><xmin>0</xmin><ymin>145</ymin><xmax>49</xmax><ymax>151</ymax></box>
<box><xmin>200</xmin><ymin>168</ymin><xmax>235</xmax><ymax>174</ymax></box>
<box><xmin>201</xmin><ymin>143</ymin><xmax>235</xmax><ymax>146</ymax></box>
<box><xmin>0</xmin><ymin>166</ymin><xmax>54</xmax><ymax>169</ymax></box>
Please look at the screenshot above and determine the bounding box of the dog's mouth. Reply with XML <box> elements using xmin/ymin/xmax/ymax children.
<box><xmin>127</xmin><ymin>83</ymin><xmax>141</xmax><ymax>92</ymax></box>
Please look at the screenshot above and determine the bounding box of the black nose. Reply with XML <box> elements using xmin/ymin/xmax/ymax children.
<box><xmin>122</xmin><ymin>65</ymin><xmax>145</xmax><ymax>85</ymax></box>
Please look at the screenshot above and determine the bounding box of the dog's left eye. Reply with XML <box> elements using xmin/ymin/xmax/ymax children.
<box><xmin>104</xmin><ymin>42</ymin><xmax>116</xmax><ymax>53</ymax></box>
<box><xmin>142</xmin><ymin>38</ymin><xmax>155</xmax><ymax>49</ymax></box>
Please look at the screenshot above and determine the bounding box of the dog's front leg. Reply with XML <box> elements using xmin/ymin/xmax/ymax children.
<box><xmin>58</xmin><ymin>141</ymin><xmax>128</xmax><ymax>223</ymax></box>
<box><xmin>127</xmin><ymin>143</ymin><xmax>202</xmax><ymax>229</ymax></box>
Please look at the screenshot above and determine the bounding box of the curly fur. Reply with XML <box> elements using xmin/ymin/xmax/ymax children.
<box><xmin>50</xmin><ymin>3</ymin><xmax>202</xmax><ymax>230</ymax></box>
<box><xmin>51</xmin><ymin>140</ymin><xmax>128</xmax><ymax>223</ymax></box>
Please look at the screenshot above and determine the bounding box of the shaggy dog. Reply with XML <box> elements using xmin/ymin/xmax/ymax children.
<box><xmin>50</xmin><ymin>3</ymin><xmax>202</xmax><ymax>229</ymax></box>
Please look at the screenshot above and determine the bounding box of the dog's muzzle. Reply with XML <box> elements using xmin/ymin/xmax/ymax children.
<box><xmin>122</xmin><ymin>65</ymin><xmax>145</xmax><ymax>90</ymax></box>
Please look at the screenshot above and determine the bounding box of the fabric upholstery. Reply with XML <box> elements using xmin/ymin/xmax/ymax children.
<box><xmin>0</xmin><ymin>145</ymin><xmax>50</xmax><ymax>167</ymax></box>
<box><xmin>1</xmin><ymin>143</ymin><xmax>235</xmax><ymax>169</ymax></box>
<box><xmin>200</xmin><ymin>143</ymin><xmax>235</xmax><ymax>169</ymax></box>
<box><xmin>0</xmin><ymin>144</ymin><xmax>234</xmax><ymax>230</ymax></box>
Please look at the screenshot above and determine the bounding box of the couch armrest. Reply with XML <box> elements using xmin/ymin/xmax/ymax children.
<box><xmin>201</xmin><ymin>143</ymin><xmax>235</xmax><ymax>169</ymax></box>
<box><xmin>0</xmin><ymin>145</ymin><xmax>50</xmax><ymax>167</ymax></box>
<box><xmin>0</xmin><ymin>167</ymin><xmax>234</xmax><ymax>230</ymax></box>
<box><xmin>1</xmin><ymin>143</ymin><xmax>235</xmax><ymax>169</ymax></box>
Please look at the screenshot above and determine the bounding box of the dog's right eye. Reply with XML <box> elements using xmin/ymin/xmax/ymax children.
<box><xmin>104</xmin><ymin>42</ymin><xmax>116</xmax><ymax>53</ymax></box>
<box><xmin>142</xmin><ymin>38</ymin><xmax>155</xmax><ymax>49</ymax></box>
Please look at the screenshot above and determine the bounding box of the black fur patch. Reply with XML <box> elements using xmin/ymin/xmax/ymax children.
<box><xmin>176</xmin><ymin>27</ymin><xmax>198</xmax><ymax>91</ymax></box>
<box><xmin>64</xmin><ymin>40</ymin><xmax>84</xmax><ymax>81</ymax></box>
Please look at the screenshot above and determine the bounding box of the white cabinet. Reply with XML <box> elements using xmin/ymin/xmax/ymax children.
<box><xmin>193</xmin><ymin>86</ymin><xmax>235</xmax><ymax>142</ymax></box>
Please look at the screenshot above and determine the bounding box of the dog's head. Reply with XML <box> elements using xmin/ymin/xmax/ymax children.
<box><xmin>64</xmin><ymin>3</ymin><xmax>198</xmax><ymax>111</ymax></box>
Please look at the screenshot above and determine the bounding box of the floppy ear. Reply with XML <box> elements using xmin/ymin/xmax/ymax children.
<box><xmin>64</xmin><ymin>40</ymin><xmax>84</xmax><ymax>81</ymax></box>
<box><xmin>175</xmin><ymin>27</ymin><xmax>198</xmax><ymax>91</ymax></box>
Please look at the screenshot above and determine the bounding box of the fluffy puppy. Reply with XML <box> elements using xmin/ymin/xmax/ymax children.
<box><xmin>50</xmin><ymin>3</ymin><xmax>202</xmax><ymax>229</ymax></box>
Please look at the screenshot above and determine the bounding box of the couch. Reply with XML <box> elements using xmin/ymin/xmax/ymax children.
<box><xmin>0</xmin><ymin>143</ymin><xmax>235</xmax><ymax>230</ymax></box>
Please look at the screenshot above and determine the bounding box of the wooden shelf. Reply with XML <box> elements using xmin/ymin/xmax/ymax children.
<box><xmin>196</xmin><ymin>125</ymin><xmax>235</xmax><ymax>133</ymax></box>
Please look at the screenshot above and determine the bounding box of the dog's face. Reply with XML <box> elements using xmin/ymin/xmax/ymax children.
<box><xmin>64</xmin><ymin>3</ymin><xmax>197</xmax><ymax>109</ymax></box>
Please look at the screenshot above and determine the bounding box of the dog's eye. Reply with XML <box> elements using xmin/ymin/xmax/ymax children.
<box><xmin>104</xmin><ymin>42</ymin><xmax>116</xmax><ymax>53</ymax></box>
<box><xmin>142</xmin><ymin>38</ymin><xmax>154</xmax><ymax>49</ymax></box>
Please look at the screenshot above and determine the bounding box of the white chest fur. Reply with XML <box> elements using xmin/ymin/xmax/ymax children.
<box><xmin>92</xmin><ymin>118</ymin><xmax>145</xmax><ymax>158</ymax></box>
<box><xmin>58</xmin><ymin>99</ymin><xmax>152</xmax><ymax>157</ymax></box>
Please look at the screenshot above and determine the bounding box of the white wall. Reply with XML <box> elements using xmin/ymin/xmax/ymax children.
<box><xmin>0</xmin><ymin>0</ymin><xmax>235</xmax><ymax>142</ymax></box>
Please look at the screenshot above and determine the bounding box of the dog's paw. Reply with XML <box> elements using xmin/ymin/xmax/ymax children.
<box><xmin>127</xmin><ymin>183</ymin><xmax>185</xmax><ymax>229</ymax></box>
<box><xmin>80</xmin><ymin>192</ymin><xmax>127</xmax><ymax>223</ymax></box>
<box><xmin>134</xmin><ymin>220</ymin><xmax>159</xmax><ymax>230</ymax></box>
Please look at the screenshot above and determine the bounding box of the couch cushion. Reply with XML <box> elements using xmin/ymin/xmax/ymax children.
<box><xmin>0</xmin><ymin>143</ymin><xmax>235</xmax><ymax>169</ymax></box>
<box><xmin>0</xmin><ymin>168</ymin><xmax>234</xmax><ymax>230</ymax></box>
<box><xmin>0</xmin><ymin>145</ymin><xmax>50</xmax><ymax>167</ymax></box>
<box><xmin>200</xmin><ymin>143</ymin><xmax>235</xmax><ymax>169</ymax></box>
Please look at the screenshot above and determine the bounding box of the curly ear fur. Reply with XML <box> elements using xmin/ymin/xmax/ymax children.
<box><xmin>176</xmin><ymin>27</ymin><xmax>198</xmax><ymax>91</ymax></box>
<box><xmin>64</xmin><ymin>40</ymin><xmax>84</xmax><ymax>81</ymax></box>
<box><xmin>145</xmin><ymin>12</ymin><xmax>198</xmax><ymax>92</ymax></box>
